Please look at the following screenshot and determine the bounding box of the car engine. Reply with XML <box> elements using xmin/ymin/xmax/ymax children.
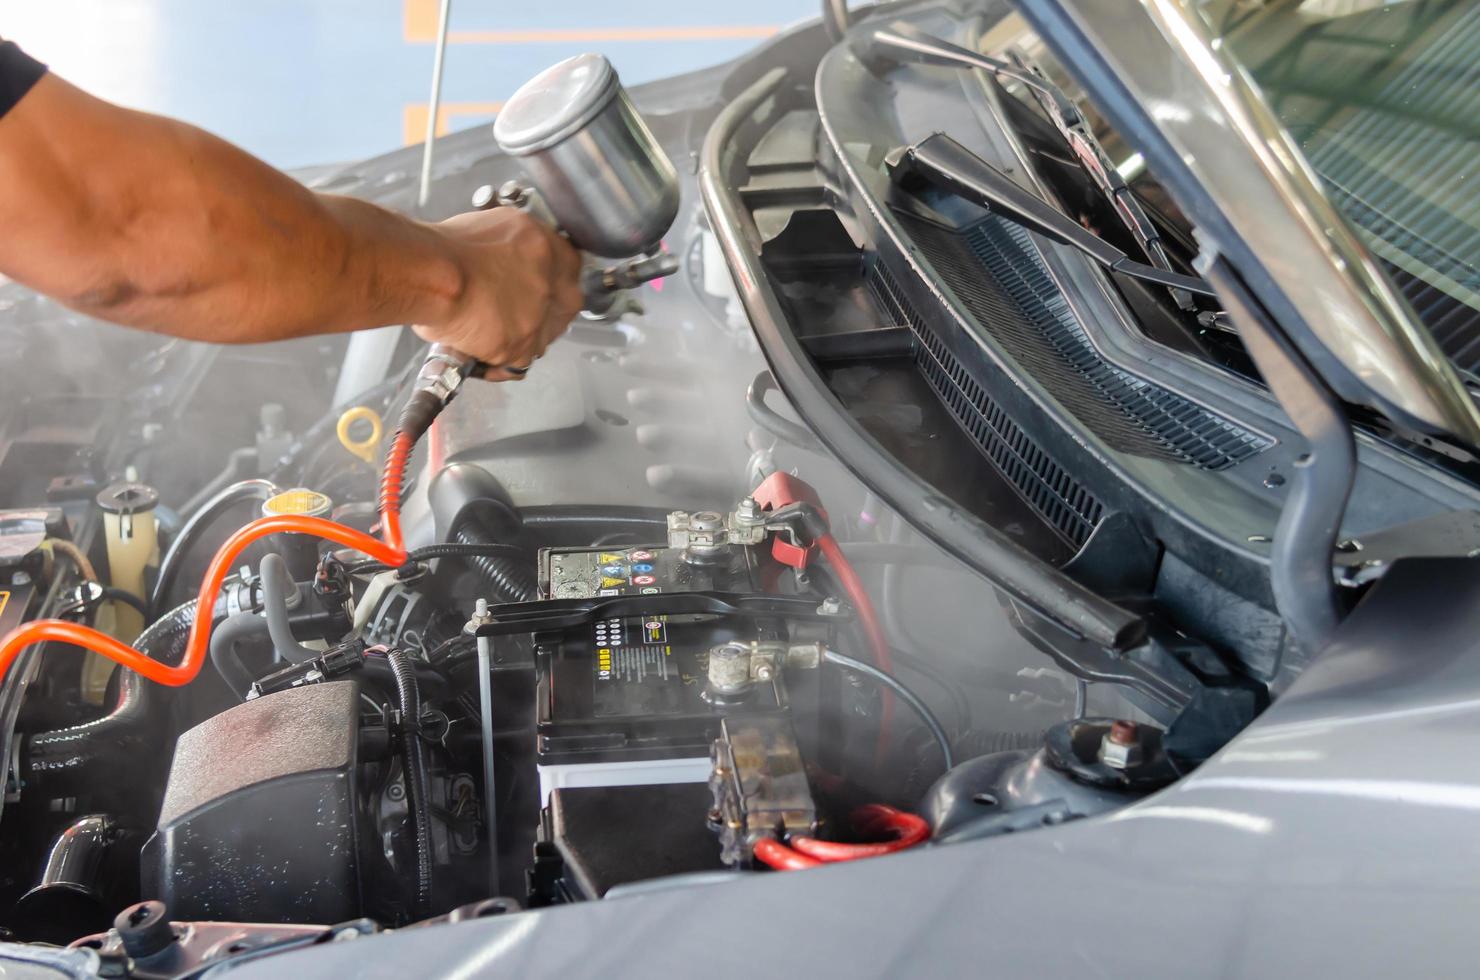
<box><xmin>0</xmin><ymin>37</ymin><xmax>1225</xmax><ymax>972</ymax></box>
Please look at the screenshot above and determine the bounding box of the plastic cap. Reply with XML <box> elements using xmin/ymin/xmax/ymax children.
<box><xmin>262</xmin><ymin>488</ymin><xmax>333</xmax><ymax>519</ymax></box>
<box><xmin>493</xmin><ymin>53</ymin><xmax>620</xmax><ymax>155</ymax></box>
<box><xmin>95</xmin><ymin>482</ymin><xmax>159</xmax><ymax>515</ymax></box>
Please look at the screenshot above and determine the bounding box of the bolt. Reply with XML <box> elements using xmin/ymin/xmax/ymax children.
<box><xmin>1100</xmin><ymin>720</ymin><xmax>1144</xmax><ymax>770</ymax></box>
<box><xmin>496</xmin><ymin>180</ymin><xmax>529</xmax><ymax>208</ymax></box>
<box><xmin>464</xmin><ymin>597</ymin><xmax>495</xmax><ymax>635</ymax></box>
<box><xmin>114</xmin><ymin>901</ymin><xmax>175</xmax><ymax>959</ymax></box>
<box><xmin>736</xmin><ymin>497</ymin><xmax>762</xmax><ymax>521</ymax></box>
<box><xmin>387</xmin><ymin>782</ymin><xmax>406</xmax><ymax>802</ymax></box>
<box><xmin>817</xmin><ymin>597</ymin><xmax>842</xmax><ymax>616</ymax></box>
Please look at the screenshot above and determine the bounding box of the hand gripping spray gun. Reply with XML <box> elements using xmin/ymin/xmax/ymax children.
<box><xmin>424</xmin><ymin>52</ymin><xmax>684</xmax><ymax>399</ymax></box>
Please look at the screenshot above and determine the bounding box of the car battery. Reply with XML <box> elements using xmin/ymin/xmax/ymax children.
<box><xmin>533</xmin><ymin>540</ymin><xmax>795</xmax><ymax>802</ymax></box>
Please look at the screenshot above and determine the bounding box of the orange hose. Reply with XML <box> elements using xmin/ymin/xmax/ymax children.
<box><xmin>378</xmin><ymin>431</ymin><xmax>414</xmax><ymax>557</ymax></box>
<box><xmin>0</xmin><ymin>516</ymin><xmax>405</xmax><ymax>687</ymax></box>
<box><xmin>0</xmin><ymin>432</ymin><xmax>417</xmax><ymax>689</ymax></box>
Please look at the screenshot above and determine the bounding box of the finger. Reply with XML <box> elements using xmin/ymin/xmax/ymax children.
<box><xmin>481</xmin><ymin>364</ymin><xmax>531</xmax><ymax>383</ymax></box>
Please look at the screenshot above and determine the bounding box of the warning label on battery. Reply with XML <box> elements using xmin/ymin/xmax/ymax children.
<box><xmin>592</xmin><ymin>640</ymin><xmax>683</xmax><ymax>717</ymax></box>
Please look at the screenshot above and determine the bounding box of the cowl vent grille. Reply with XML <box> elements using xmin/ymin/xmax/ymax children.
<box><xmin>869</xmin><ymin>264</ymin><xmax>1104</xmax><ymax>548</ymax></box>
<box><xmin>904</xmin><ymin>214</ymin><xmax>1272</xmax><ymax>471</ymax></box>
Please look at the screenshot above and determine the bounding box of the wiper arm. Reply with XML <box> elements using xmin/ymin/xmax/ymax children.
<box><xmin>854</xmin><ymin>19</ymin><xmax>1082</xmax><ymax>126</ymax></box>
<box><xmin>855</xmin><ymin>21</ymin><xmax>1196</xmax><ymax>310</ymax></box>
<box><xmin>887</xmin><ymin>133</ymin><xmax>1216</xmax><ymax>299</ymax></box>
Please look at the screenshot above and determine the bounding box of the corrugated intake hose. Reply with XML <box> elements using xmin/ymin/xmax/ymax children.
<box><xmin>386</xmin><ymin>648</ymin><xmax>433</xmax><ymax>917</ymax></box>
<box><xmin>453</xmin><ymin>523</ymin><xmax>536</xmax><ymax>603</ymax></box>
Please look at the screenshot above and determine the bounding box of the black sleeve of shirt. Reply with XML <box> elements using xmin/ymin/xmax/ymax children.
<box><xmin>0</xmin><ymin>39</ymin><xmax>47</xmax><ymax>119</ymax></box>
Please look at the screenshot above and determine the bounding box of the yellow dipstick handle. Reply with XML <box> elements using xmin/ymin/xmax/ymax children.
<box><xmin>336</xmin><ymin>406</ymin><xmax>384</xmax><ymax>465</ymax></box>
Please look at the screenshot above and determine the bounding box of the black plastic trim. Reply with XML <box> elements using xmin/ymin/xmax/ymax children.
<box><xmin>699</xmin><ymin>66</ymin><xmax>1145</xmax><ymax>651</ymax></box>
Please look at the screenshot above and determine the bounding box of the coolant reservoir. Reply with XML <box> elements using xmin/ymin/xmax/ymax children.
<box><xmin>95</xmin><ymin>482</ymin><xmax>160</xmax><ymax>640</ymax></box>
<box><xmin>261</xmin><ymin>488</ymin><xmax>334</xmax><ymax>581</ymax></box>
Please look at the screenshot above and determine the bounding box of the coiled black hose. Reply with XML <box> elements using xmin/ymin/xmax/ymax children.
<box><xmin>386</xmin><ymin>648</ymin><xmax>433</xmax><ymax>917</ymax></box>
<box><xmin>345</xmin><ymin>541</ymin><xmax>529</xmax><ymax>574</ymax></box>
<box><xmin>453</xmin><ymin>524</ymin><xmax>536</xmax><ymax>603</ymax></box>
<box><xmin>151</xmin><ymin>479</ymin><xmax>280</xmax><ymax>616</ymax></box>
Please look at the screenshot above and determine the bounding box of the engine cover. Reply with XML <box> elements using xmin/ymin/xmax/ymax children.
<box><xmin>143</xmin><ymin>681</ymin><xmax>369</xmax><ymax>924</ymax></box>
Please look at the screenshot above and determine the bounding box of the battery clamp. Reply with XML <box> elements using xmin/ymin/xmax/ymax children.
<box><xmin>665</xmin><ymin>474</ymin><xmax>833</xmax><ymax>571</ymax></box>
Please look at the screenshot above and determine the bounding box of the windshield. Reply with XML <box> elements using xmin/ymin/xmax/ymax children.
<box><xmin>1211</xmin><ymin>0</ymin><xmax>1480</xmax><ymax>386</ymax></box>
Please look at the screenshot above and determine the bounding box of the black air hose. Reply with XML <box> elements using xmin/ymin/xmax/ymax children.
<box><xmin>453</xmin><ymin>523</ymin><xmax>536</xmax><ymax>603</ymax></box>
<box><xmin>518</xmin><ymin>505</ymin><xmax>670</xmax><ymax>535</ymax></box>
<box><xmin>746</xmin><ymin>371</ymin><xmax>824</xmax><ymax>452</ymax></box>
<box><xmin>386</xmin><ymin>648</ymin><xmax>433</xmax><ymax>917</ymax></box>
<box><xmin>210</xmin><ymin>612</ymin><xmax>272</xmax><ymax>700</ymax></box>
<box><xmin>151</xmin><ymin>478</ymin><xmax>280</xmax><ymax>616</ymax></box>
<box><xmin>24</xmin><ymin>600</ymin><xmax>196</xmax><ymax>791</ymax></box>
<box><xmin>136</xmin><ymin>599</ymin><xmax>199</xmax><ymax>664</ymax></box>
<box><xmin>259</xmin><ymin>553</ymin><xmax>318</xmax><ymax>664</ymax></box>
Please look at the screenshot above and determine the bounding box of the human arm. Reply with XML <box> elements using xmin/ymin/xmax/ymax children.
<box><xmin>0</xmin><ymin>61</ymin><xmax>581</xmax><ymax>376</ymax></box>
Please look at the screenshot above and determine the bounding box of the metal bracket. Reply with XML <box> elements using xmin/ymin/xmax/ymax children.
<box><xmin>472</xmin><ymin>591</ymin><xmax>851</xmax><ymax>639</ymax></box>
<box><xmin>1332</xmin><ymin>510</ymin><xmax>1480</xmax><ymax>586</ymax></box>
<box><xmin>1201</xmin><ymin>257</ymin><xmax>1355</xmax><ymax>654</ymax></box>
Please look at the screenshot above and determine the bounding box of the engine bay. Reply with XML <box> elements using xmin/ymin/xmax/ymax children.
<box><xmin>0</xmin><ymin>351</ymin><xmax>1163</xmax><ymax>960</ymax></box>
<box><xmin>0</xmin><ymin>44</ymin><xmax>1139</xmax><ymax>961</ymax></box>
<box><xmin>7</xmin><ymin>4</ymin><xmax>1476</xmax><ymax>972</ymax></box>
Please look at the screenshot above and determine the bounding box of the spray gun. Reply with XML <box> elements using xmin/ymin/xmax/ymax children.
<box><xmin>483</xmin><ymin>52</ymin><xmax>680</xmax><ymax>319</ymax></box>
<box><xmin>412</xmin><ymin>53</ymin><xmax>681</xmax><ymax>399</ymax></box>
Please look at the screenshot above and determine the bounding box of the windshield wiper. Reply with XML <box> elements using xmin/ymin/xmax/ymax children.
<box><xmin>887</xmin><ymin>133</ymin><xmax>1216</xmax><ymax>299</ymax></box>
<box><xmin>856</xmin><ymin>21</ymin><xmax>1197</xmax><ymax>310</ymax></box>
